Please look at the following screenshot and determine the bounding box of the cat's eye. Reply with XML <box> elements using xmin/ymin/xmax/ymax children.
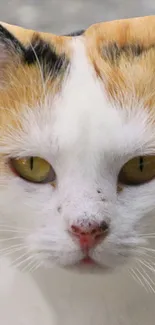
<box><xmin>118</xmin><ymin>156</ymin><xmax>155</xmax><ymax>186</ymax></box>
<box><xmin>11</xmin><ymin>157</ymin><xmax>56</xmax><ymax>184</ymax></box>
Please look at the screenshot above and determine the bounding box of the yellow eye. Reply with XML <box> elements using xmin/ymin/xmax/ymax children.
<box><xmin>119</xmin><ymin>156</ymin><xmax>155</xmax><ymax>186</ymax></box>
<box><xmin>11</xmin><ymin>157</ymin><xmax>56</xmax><ymax>184</ymax></box>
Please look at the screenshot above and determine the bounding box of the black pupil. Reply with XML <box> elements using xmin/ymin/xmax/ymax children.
<box><xmin>139</xmin><ymin>157</ymin><xmax>144</xmax><ymax>172</ymax></box>
<box><xmin>30</xmin><ymin>157</ymin><xmax>34</xmax><ymax>170</ymax></box>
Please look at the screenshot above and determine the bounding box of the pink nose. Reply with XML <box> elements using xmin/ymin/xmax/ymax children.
<box><xmin>70</xmin><ymin>221</ymin><xmax>109</xmax><ymax>250</ymax></box>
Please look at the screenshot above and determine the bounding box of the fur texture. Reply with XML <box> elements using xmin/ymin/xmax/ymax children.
<box><xmin>1</xmin><ymin>16</ymin><xmax>155</xmax><ymax>325</ymax></box>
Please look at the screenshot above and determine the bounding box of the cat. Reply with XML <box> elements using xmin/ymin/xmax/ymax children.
<box><xmin>1</xmin><ymin>15</ymin><xmax>155</xmax><ymax>325</ymax></box>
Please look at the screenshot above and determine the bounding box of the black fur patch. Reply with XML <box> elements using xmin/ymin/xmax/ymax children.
<box><xmin>102</xmin><ymin>42</ymin><xmax>145</xmax><ymax>64</ymax></box>
<box><xmin>24</xmin><ymin>36</ymin><xmax>68</xmax><ymax>77</ymax></box>
<box><xmin>64</xmin><ymin>29</ymin><xmax>85</xmax><ymax>37</ymax></box>
<box><xmin>0</xmin><ymin>25</ymin><xmax>25</xmax><ymax>55</ymax></box>
<box><xmin>0</xmin><ymin>24</ymin><xmax>68</xmax><ymax>78</ymax></box>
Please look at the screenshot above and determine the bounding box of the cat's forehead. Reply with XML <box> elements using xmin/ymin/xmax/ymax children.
<box><xmin>2</xmin><ymin>16</ymin><xmax>155</xmax><ymax>107</ymax></box>
<box><xmin>1</xmin><ymin>16</ymin><xmax>155</xmax><ymax>132</ymax></box>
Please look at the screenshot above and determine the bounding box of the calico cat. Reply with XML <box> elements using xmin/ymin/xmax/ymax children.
<box><xmin>1</xmin><ymin>16</ymin><xmax>155</xmax><ymax>325</ymax></box>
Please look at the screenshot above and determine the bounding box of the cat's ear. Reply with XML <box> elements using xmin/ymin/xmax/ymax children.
<box><xmin>0</xmin><ymin>25</ymin><xmax>25</xmax><ymax>84</ymax></box>
<box><xmin>0</xmin><ymin>24</ymin><xmax>25</xmax><ymax>60</ymax></box>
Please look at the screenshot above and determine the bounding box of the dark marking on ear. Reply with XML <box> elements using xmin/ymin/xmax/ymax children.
<box><xmin>64</xmin><ymin>29</ymin><xmax>85</xmax><ymax>37</ymax></box>
<box><xmin>0</xmin><ymin>25</ymin><xmax>69</xmax><ymax>79</ymax></box>
<box><xmin>102</xmin><ymin>42</ymin><xmax>144</xmax><ymax>65</ymax></box>
<box><xmin>24</xmin><ymin>36</ymin><xmax>69</xmax><ymax>78</ymax></box>
<box><xmin>0</xmin><ymin>24</ymin><xmax>25</xmax><ymax>56</ymax></box>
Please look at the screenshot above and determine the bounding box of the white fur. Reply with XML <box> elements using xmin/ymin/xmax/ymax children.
<box><xmin>1</xmin><ymin>37</ymin><xmax>155</xmax><ymax>324</ymax></box>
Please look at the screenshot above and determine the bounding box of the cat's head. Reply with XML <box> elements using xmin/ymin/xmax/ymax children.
<box><xmin>1</xmin><ymin>16</ymin><xmax>155</xmax><ymax>274</ymax></box>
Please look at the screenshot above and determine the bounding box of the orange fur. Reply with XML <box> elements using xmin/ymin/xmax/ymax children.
<box><xmin>0</xmin><ymin>24</ymin><xmax>70</xmax><ymax>133</ymax></box>
<box><xmin>85</xmin><ymin>16</ymin><xmax>155</xmax><ymax>107</ymax></box>
<box><xmin>0</xmin><ymin>21</ymin><xmax>70</xmax><ymax>53</ymax></box>
<box><xmin>1</xmin><ymin>16</ymin><xmax>155</xmax><ymax>135</ymax></box>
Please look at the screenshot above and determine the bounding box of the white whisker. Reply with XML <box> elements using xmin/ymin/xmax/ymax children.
<box><xmin>15</xmin><ymin>254</ymin><xmax>34</xmax><ymax>271</ymax></box>
<box><xmin>0</xmin><ymin>224</ymin><xmax>29</xmax><ymax>231</ymax></box>
<box><xmin>139</xmin><ymin>247</ymin><xmax>155</xmax><ymax>253</ymax></box>
<box><xmin>0</xmin><ymin>236</ymin><xmax>24</xmax><ymax>242</ymax></box>
<box><xmin>138</xmin><ymin>261</ymin><xmax>155</xmax><ymax>287</ymax></box>
<box><xmin>0</xmin><ymin>243</ymin><xmax>24</xmax><ymax>254</ymax></box>
<box><xmin>0</xmin><ymin>245</ymin><xmax>27</xmax><ymax>260</ymax></box>
<box><xmin>135</xmin><ymin>264</ymin><xmax>155</xmax><ymax>293</ymax></box>
<box><xmin>136</xmin><ymin>249</ymin><xmax>155</xmax><ymax>262</ymax></box>
<box><xmin>138</xmin><ymin>258</ymin><xmax>155</xmax><ymax>273</ymax></box>
<box><xmin>0</xmin><ymin>229</ymin><xmax>28</xmax><ymax>234</ymax></box>
<box><xmin>129</xmin><ymin>267</ymin><xmax>149</xmax><ymax>292</ymax></box>
<box><xmin>28</xmin><ymin>41</ymin><xmax>46</xmax><ymax>98</ymax></box>
<box><xmin>21</xmin><ymin>256</ymin><xmax>36</xmax><ymax>273</ymax></box>
<box><xmin>30</xmin><ymin>260</ymin><xmax>42</xmax><ymax>273</ymax></box>
<box><xmin>22</xmin><ymin>254</ymin><xmax>40</xmax><ymax>273</ymax></box>
<box><xmin>11</xmin><ymin>251</ymin><xmax>29</xmax><ymax>269</ymax></box>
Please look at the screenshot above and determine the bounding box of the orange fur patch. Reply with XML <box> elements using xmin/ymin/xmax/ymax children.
<box><xmin>85</xmin><ymin>16</ymin><xmax>155</xmax><ymax>108</ymax></box>
<box><xmin>1</xmin><ymin>16</ymin><xmax>155</xmax><ymax>137</ymax></box>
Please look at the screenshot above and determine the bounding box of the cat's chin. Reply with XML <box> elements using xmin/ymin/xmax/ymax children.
<box><xmin>64</xmin><ymin>261</ymin><xmax>113</xmax><ymax>275</ymax></box>
<box><xmin>60</xmin><ymin>257</ymin><xmax>114</xmax><ymax>275</ymax></box>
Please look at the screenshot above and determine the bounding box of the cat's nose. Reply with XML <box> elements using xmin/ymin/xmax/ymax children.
<box><xmin>70</xmin><ymin>221</ymin><xmax>109</xmax><ymax>250</ymax></box>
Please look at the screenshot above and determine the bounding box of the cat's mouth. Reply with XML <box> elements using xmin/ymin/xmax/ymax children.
<box><xmin>76</xmin><ymin>250</ymin><xmax>100</xmax><ymax>267</ymax></box>
<box><xmin>76</xmin><ymin>255</ymin><xmax>104</xmax><ymax>268</ymax></box>
<box><xmin>75</xmin><ymin>256</ymin><xmax>96</xmax><ymax>266</ymax></box>
<box><xmin>81</xmin><ymin>257</ymin><xmax>94</xmax><ymax>264</ymax></box>
<box><xmin>66</xmin><ymin>255</ymin><xmax>112</xmax><ymax>274</ymax></box>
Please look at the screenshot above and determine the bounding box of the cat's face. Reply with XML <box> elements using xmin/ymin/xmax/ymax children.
<box><xmin>1</xmin><ymin>17</ymin><xmax>155</xmax><ymax>273</ymax></box>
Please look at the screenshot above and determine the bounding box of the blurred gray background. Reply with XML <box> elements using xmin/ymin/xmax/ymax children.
<box><xmin>0</xmin><ymin>0</ymin><xmax>155</xmax><ymax>34</ymax></box>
